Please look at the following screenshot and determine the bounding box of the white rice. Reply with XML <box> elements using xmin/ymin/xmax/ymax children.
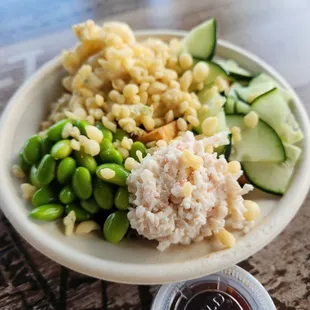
<box><xmin>127</xmin><ymin>131</ymin><xmax>254</xmax><ymax>251</ymax></box>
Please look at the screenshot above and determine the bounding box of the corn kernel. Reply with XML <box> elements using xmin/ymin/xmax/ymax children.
<box><xmin>244</xmin><ymin>111</ymin><xmax>259</xmax><ymax>128</ymax></box>
<box><xmin>182</xmin><ymin>150</ymin><xmax>203</xmax><ymax>170</ymax></box>
<box><xmin>123</xmin><ymin>84</ymin><xmax>139</xmax><ymax>98</ymax></box>
<box><xmin>243</xmin><ymin>200</ymin><xmax>260</xmax><ymax>221</ymax></box>
<box><xmin>227</xmin><ymin>161</ymin><xmax>241</xmax><ymax>174</ymax></box>
<box><xmin>177</xmin><ymin>117</ymin><xmax>188</xmax><ymax>132</ymax></box>
<box><xmin>214</xmin><ymin>229</ymin><xmax>236</xmax><ymax>248</ymax></box>
<box><xmin>201</xmin><ymin>117</ymin><xmax>218</xmax><ymax>136</ymax></box>
<box><xmin>193</xmin><ymin>61</ymin><xmax>209</xmax><ymax>83</ymax></box>
<box><xmin>179</xmin><ymin>52</ymin><xmax>193</xmax><ymax>70</ymax></box>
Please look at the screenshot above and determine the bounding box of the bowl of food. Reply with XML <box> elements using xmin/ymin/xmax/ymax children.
<box><xmin>0</xmin><ymin>19</ymin><xmax>309</xmax><ymax>284</ymax></box>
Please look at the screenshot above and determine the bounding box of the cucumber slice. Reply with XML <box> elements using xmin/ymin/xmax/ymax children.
<box><xmin>225</xmin><ymin>97</ymin><xmax>235</xmax><ymax>114</ymax></box>
<box><xmin>236</xmin><ymin>83</ymin><xmax>275</xmax><ymax>103</ymax></box>
<box><xmin>216</xmin><ymin>59</ymin><xmax>252</xmax><ymax>81</ymax></box>
<box><xmin>197</xmin><ymin>86</ymin><xmax>226</xmax><ymax>109</ymax></box>
<box><xmin>243</xmin><ymin>143</ymin><xmax>301</xmax><ymax>195</ymax></box>
<box><xmin>235</xmin><ymin>100</ymin><xmax>251</xmax><ymax>114</ymax></box>
<box><xmin>251</xmin><ymin>88</ymin><xmax>303</xmax><ymax>144</ymax></box>
<box><xmin>196</xmin><ymin>106</ymin><xmax>227</xmax><ymax>134</ymax></box>
<box><xmin>183</xmin><ymin>18</ymin><xmax>217</xmax><ymax>60</ymax></box>
<box><xmin>250</xmin><ymin>73</ymin><xmax>292</xmax><ymax>102</ymax></box>
<box><xmin>203</xmin><ymin>61</ymin><xmax>231</xmax><ymax>86</ymax></box>
<box><xmin>215</xmin><ymin>133</ymin><xmax>232</xmax><ymax>160</ymax></box>
<box><xmin>226</xmin><ymin>115</ymin><xmax>285</xmax><ymax>162</ymax></box>
<box><xmin>225</xmin><ymin>82</ymin><xmax>243</xmax><ymax>98</ymax></box>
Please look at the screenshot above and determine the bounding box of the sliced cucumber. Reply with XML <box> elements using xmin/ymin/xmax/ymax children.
<box><xmin>183</xmin><ymin>18</ymin><xmax>217</xmax><ymax>60</ymax></box>
<box><xmin>250</xmin><ymin>73</ymin><xmax>292</xmax><ymax>102</ymax></box>
<box><xmin>197</xmin><ymin>85</ymin><xmax>226</xmax><ymax>108</ymax></box>
<box><xmin>215</xmin><ymin>133</ymin><xmax>232</xmax><ymax>160</ymax></box>
<box><xmin>203</xmin><ymin>61</ymin><xmax>231</xmax><ymax>86</ymax></box>
<box><xmin>243</xmin><ymin>143</ymin><xmax>301</xmax><ymax>195</ymax></box>
<box><xmin>225</xmin><ymin>82</ymin><xmax>243</xmax><ymax>98</ymax></box>
<box><xmin>251</xmin><ymin>88</ymin><xmax>303</xmax><ymax>144</ymax></box>
<box><xmin>235</xmin><ymin>100</ymin><xmax>251</xmax><ymax>114</ymax></box>
<box><xmin>216</xmin><ymin>59</ymin><xmax>252</xmax><ymax>81</ymax></box>
<box><xmin>225</xmin><ymin>97</ymin><xmax>235</xmax><ymax>114</ymax></box>
<box><xmin>236</xmin><ymin>83</ymin><xmax>275</xmax><ymax>103</ymax></box>
<box><xmin>226</xmin><ymin>115</ymin><xmax>285</xmax><ymax>162</ymax></box>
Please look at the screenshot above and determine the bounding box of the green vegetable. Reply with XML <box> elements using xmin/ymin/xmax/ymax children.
<box><xmin>29</xmin><ymin>204</ymin><xmax>64</xmax><ymax>221</ymax></box>
<box><xmin>57</xmin><ymin>157</ymin><xmax>76</xmax><ymax>184</ymax></box>
<box><xmin>41</xmin><ymin>137</ymin><xmax>54</xmax><ymax>155</ymax></box>
<box><xmin>65</xmin><ymin>203</ymin><xmax>92</xmax><ymax>222</ymax></box>
<box><xmin>73</xmin><ymin>119</ymin><xmax>88</xmax><ymax>135</ymax></box>
<box><xmin>81</xmin><ymin>198</ymin><xmax>100</xmax><ymax>214</ymax></box>
<box><xmin>113</xmin><ymin>128</ymin><xmax>128</xmax><ymax>142</ymax></box>
<box><xmin>32</xmin><ymin>187</ymin><xmax>56</xmax><ymax>208</ymax></box>
<box><xmin>51</xmin><ymin>139</ymin><xmax>72</xmax><ymax>160</ymax></box>
<box><xmin>103</xmin><ymin>211</ymin><xmax>129</xmax><ymax>243</ymax></box>
<box><xmin>72</xmin><ymin>167</ymin><xmax>92</xmax><ymax>200</ymax></box>
<box><xmin>23</xmin><ymin>135</ymin><xmax>42</xmax><ymax>165</ymax></box>
<box><xmin>59</xmin><ymin>185</ymin><xmax>77</xmax><ymax>204</ymax></box>
<box><xmin>74</xmin><ymin>151</ymin><xmax>97</xmax><ymax>174</ymax></box>
<box><xmin>100</xmin><ymin>139</ymin><xmax>114</xmax><ymax>151</ymax></box>
<box><xmin>47</xmin><ymin>119</ymin><xmax>72</xmax><ymax>141</ymax></box>
<box><xmin>36</xmin><ymin>154</ymin><xmax>56</xmax><ymax>186</ymax></box>
<box><xmin>93</xmin><ymin>178</ymin><xmax>115</xmax><ymax>210</ymax></box>
<box><xmin>96</xmin><ymin>163</ymin><xmax>129</xmax><ymax>186</ymax></box>
<box><xmin>114</xmin><ymin>187</ymin><xmax>129</xmax><ymax>210</ymax></box>
<box><xmin>100</xmin><ymin>148</ymin><xmax>123</xmax><ymax>165</ymax></box>
<box><xmin>95</xmin><ymin>122</ymin><xmax>113</xmax><ymax>142</ymax></box>
<box><xmin>29</xmin><ymin>165</ymin><xmax>41</xmax><ymax>188</ymax></box>
<box><xmin>18</xmin><ymin>148</ymin><xmax>30</xmax><ymax>172</ymax></box>
<box><xmin>130</xmin><ymin>142</ymin><xmax>147</xmax><ymax>161</ymax></box>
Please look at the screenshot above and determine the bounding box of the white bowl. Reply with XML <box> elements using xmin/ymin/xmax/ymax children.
<box><xmin>0</xmin><ymin>30</ymin><xmax>309</xmax><ymax>285</ymax></box>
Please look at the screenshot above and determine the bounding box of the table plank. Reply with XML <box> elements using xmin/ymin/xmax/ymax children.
<box><xmin>1</xmin><ymin>0</ymin><xmax>310</xmax><ymax>309</ymax></box>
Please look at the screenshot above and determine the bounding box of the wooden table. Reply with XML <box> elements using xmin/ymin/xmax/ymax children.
<box><xmin>1</xmin><ymin>0</ymin><xmax>310</xmax><ymax>309</ymax></box>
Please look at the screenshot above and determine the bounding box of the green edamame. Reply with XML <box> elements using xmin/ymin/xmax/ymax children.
<box><xmin>32</xmin><ymin>187</ymin><xmax>56</xmax><ymax>208</ymax></box>
<box><xmin>100</xmin><ymin>148</ymin><xmax>123</xmax><ymax>165</ymax></box>
<box><xmin>95</xmin><ymin>122</ymin><xmax>113</xmax><ymax>142</ymax></box>
<box><xmin>130</xmin><ymin>141</ymin><xmax>147</xmax><ymax>162</ymax></box>
<box><xmin>93</xmin><ymin>178</ymin><xmax>115</xmax><ymax>210</ymax></box>
<box><xmin>96</xmin><ymin>163</ymin><xmax>129</xmax><ymax>186</ymax></box>
<box><xmin>29</xmin><ymin>165</ymin><xmax>41</xmax><ymax>188</ymax></box>
<box><xmin>36</xmin><ymin>154</ymin><xmax>56</xmax><ymax>186</ymax></box>
<box><xmin>72</xmin><ymin>167</ymin><xmax>92</xmax><ymax>200</ymax></box>
<box><xmin>47</xmin><ymin>119</ymin><xmax>72</xmax><ymax>141</ymax></box>
<box><xmin>18</xmin><ymin>148</ymin><xmax>30</xmax><ymax>172</ymax></box>
<box><xmin>103</xmin><ymin>211</ymin><xmax>129</xmax><ymax>243</ymax></box>
<box><xmin>57</xmin><ymin>157</ymin><xmax>76</xmax><ymax>184</ymax></box>
<box><xmin>113</xmin><ymin>128</ymin><xmax>128</xmax><ymax>142</ymax></box>
<box><xmin>29</xmin><ymin>204</ymin><xmax>64</xmax><ymax>221</ymax></box>
<box><xmin>41</xmin><ymin>137</ymin><xmax>54</xmax><ymax>155</ymax></box>
<box><xmin>100</xmin><ymin>139</ymin><xmax>114</xmax><ymax>151</ymax></box>
<box><xmin>59</xmin><ymin>185</ymin><xmax>76</xmax><ymax>204</ymax></box>
<box><xmin>81</xmin><ymin>198</ymin><xmax>100</xmax><ymax>214</ymax></box>
<box><xmin>65</xmin><ymin>203</ymin><xmax>92</xmax><ymax>222</ymax></box>
<box><xmin>73</xmin><ymin>120</ymin><xmax>88</xmax><ymax>135</ymax></box>
<box><xmin>23</xmin><ymin>135</ymin><xmax>42</xmax><ymax>165</ymax></box>
<box><xmin>51</xmin><ymin>139</ymin><xmax>72</xmax><ymax>160</ymax></box>
<box><xmin>74</xmin><ymin>151</ymin><xmax>97</xmax><ymax>174</ymax></box>
<box><xmin>115</xmin><ymin>187</ymin><xmax>129</xmax><ymax>210</ymax></box>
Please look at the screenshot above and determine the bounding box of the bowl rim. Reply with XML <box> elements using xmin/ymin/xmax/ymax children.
<box><xmin>1</xmin><ymin>29</ymin><xmax>310</xmax><ymax>285</ymax></box>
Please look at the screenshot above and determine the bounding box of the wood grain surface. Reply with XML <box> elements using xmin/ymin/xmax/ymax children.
<box><xmin>1</xmin><ymin>0</ymin><xmax>310</xmax><ymax>309</ymax></box>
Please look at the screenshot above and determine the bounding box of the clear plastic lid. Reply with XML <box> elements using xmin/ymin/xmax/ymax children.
<box><xmin>151</xmin><ymin>265</ymin><xmax>276</xmax><ymax>310</ymax></box>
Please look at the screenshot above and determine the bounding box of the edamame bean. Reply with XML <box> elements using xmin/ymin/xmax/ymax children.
<box><xmin>81</xmin><ymin>198</ymin><xmax>100</xmax><ymax>214</ymax></box>
<box><xmin>113</xmin><ymin>128</ymin><xmax>128</xmax><ymax>142</ymax></box>
<box><xmin>73</xmin><ymin>120</ymin><xmax>88</xmax><ymax>135</ymax></box>
<box><xmin>32</xmin><ymin>187</ymin><xmax>57</xmax><ymax>208</ymax></box>
<box><xmin>95</xmin><ymin>122</ymin><xmax>113</xmax><ymax>142</ymax></box>
<box><xmin>96</xmin><ymin>164</ymin><xmax>129</xmax><ymax>186</ymax></box>
<box><xmin>47</xmin><ymin>119</ymin><xmax>72</xmax><ymax>141</ymax></box>
<box><xmin>29</xmin><ymin>165</ymin><xmax>41</xmax><ymax>188</ymax></box>
<box><xmin>100</xmin><ymin>148</ymin><xmax>123</xmax><ymax>165</ymax></box>
<box><xmin>115</xmin><ymin>187</ymin><xmax>129</xmax><ymax>210</ymax></box>
<box><xmin>72</xmin><ymin>167</ymin><xmax>92</xmax><ymax>200</ymax></box>
<box><xmin>57</xmin><ymin>157</ymin><xmax>76</xmax><ymax>184</ymax></box>
<box><xmin>59</xmin><ymin>185</ymin><xmax>77</xmax><ymax>204</ymax></box>
<box><xmin>103</xmin><ymin>211</ymin><xmax>129</xmax><ymax>243</ymax></box>
<box><xmin>29</xmin><ymin>204</ymin><xmax>64</xmax><ymax>221</ymax></box>
<box><xmin>51</xmin><ymin>139</ymin><xmax>72</xmax><ymax>160</ymax></box>
<box><xmin>93</xmin><ymin>178</ymin><xmax>115</xmax><ymax>210</ymax></box>
<box><xmin>130</xmin><ymin>142</ymin><xmax>147</xmax><ymax>162</ymax></box>
<box><xmin>41</xmin><ymin>137</ymin><xmax>54</xmax><ymax>155</ymax></box>
<box><xmin>18</xmin><ymin>148</ymin><xmax>30</xmax><ymax>172</ymax></box>
<box><xmin>100</xmin><ymin>139</ymin><xmax>114</xmax><ymax>151</ymax></box>
<box><xmin>23</xmin><ymin>135</ymin><xmax>42</xmax><ymax>165</ymax></box>
<box><xmin>36</xmin><ymin>154</ymin><xmax>56</xmax><ymax>186</ymax></box>
<box><xmin>74</xmin><ymin>151</ymin><xmax>97</xmax><ymax>174</ymax></box>
<box><xmin>65</xmin><ymin>203</ymin><xmax>92</xmax><ymax>222</ymax></box>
